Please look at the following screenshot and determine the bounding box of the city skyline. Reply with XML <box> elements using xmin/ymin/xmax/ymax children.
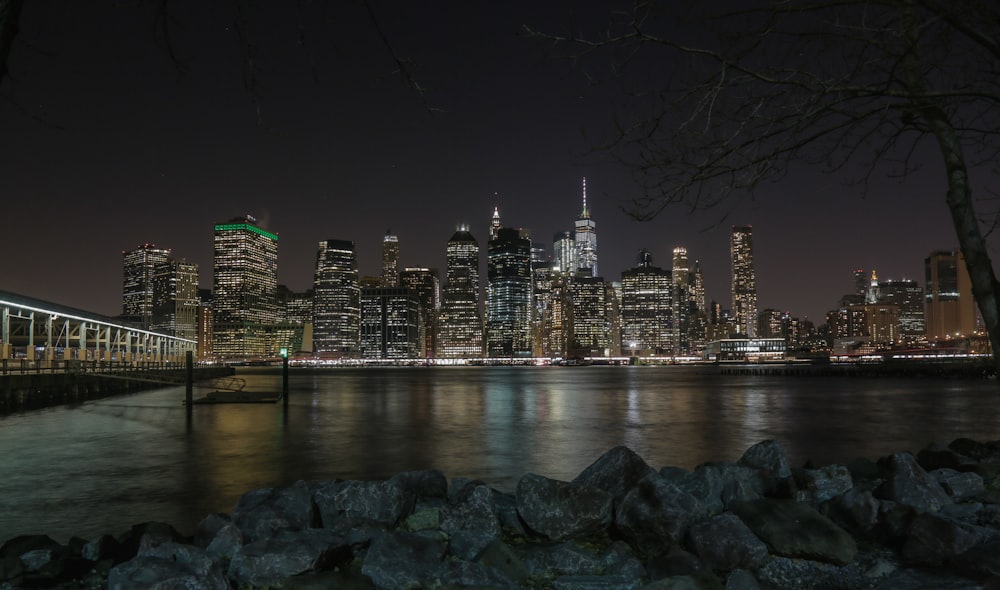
<box><xmin>1</xmin><ymin>2</ymin><xmax>969</xmax><ymax>322</ymax></box>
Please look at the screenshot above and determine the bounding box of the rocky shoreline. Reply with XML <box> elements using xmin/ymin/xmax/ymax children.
<box><xmin>3</xmin><ymin>439</ymin><xmax>1000</xmax><ymax>589</ymax></box>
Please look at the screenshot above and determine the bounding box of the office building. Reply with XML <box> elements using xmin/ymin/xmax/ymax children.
<box><xmin>574</xmin><ymin>177</ymin><xmax>598</xmax><ymax>277</ymax></box>
<box><xmin>360</xmin><ymin>287</ymin><xmax>420</xmax><ymax>359</ymax></box>
<box><xmin>212</xmin><ymin>216</ymin><xmax>279</xmax><ymax>358</ymax></box>
<box><xmin>568</xmin><ymin>273</ymin><xmax>610</xmax><ymax>357</ymax></box>
<box><xmin>731</xmin><ymin>225</ymin><xmax>758</xmax><ymax>337</ymax></box>
<box><xmin>438</xmin><ymin>226</ymin><xmax>483</xmax><ymax>358</ymax></box>
<box><xmin>313</xmin><ymin>239</ymin><xmax>360</xmax><ymax>357</ymax></box>
<box><xmin>487</xmin><ymin>227</ymin><xmax>533</xmax><ymax>357</ymax></box>
<box><xmin>380</xmin><ymin>230</ymin><xmax>400</xmax><ymax>287</ymax></box>
<box><xmin>150</xmin><ymin>259</ymin><xmax>199</xmax><ymax>341</ymax></box>
<box><xmin>553</xmin><ymin>231</ymin><xmax>575</xmax><ymax>275</ymax></box>
<box><xmin>400</xmin><ymin>267</ymin><xmax>441</xmax><ymax>358</ymax></box>
<box><xmin>620</xmin><ymin>249</ymin><xmax>672</xmax><ymax>355</ymax></box>
<box><xmin>925</xmin><ymin>250</ymin><xmax>977</xmax><ymax>340</ymax></box>
<box><xmin>122</xmin><ymin>244</ymin><xmax>171</xmax><ymax>328</ymax></box>
<box><xmin>879</xmin><ymin>279</ymin><xmax>925</xmax><ymax>342</ymax></box>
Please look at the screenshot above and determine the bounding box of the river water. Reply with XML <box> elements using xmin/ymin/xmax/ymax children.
<box><xmin>1</xmin><ymin>365</ymin><xmax>999</xmax><ymax>542</ymax></box>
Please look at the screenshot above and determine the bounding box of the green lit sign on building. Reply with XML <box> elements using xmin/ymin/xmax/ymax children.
<box><xmin>214</xmin><ymin>223</ymin><xmax>279</xmax><ymax>241</ymax></box>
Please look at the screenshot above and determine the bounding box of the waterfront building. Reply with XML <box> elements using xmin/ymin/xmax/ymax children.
<box><xmin>569</xmin><ymin>273</ymin><xmax>610</xmax><ymax>357</ymax></box>
<box><xmin>879</xmin><ymin>279</ymin><xmax>925</xmax><ymax>342</ymax></box>
<box><xmin>731</xmin><ymin>225</ymin><xmax>758</xmax><ymax>337</ymax></box>
<box><xmin>197</xmin><ymin>288</ymin><xmax>213</xmax><ymax>359</ymax></box>
<box><xmin>756</xmin><ymin>309</ymin><xmax>785</xmax><ymax>340</ymax></box>
<box><xmin>828</xmin><ymin>303</ymin><xmax>899</xmax><ymax>347</ymax></box>
<box><xmin>313</xmin><ymin>239</ymin><xmax>360</xmax><ymax>357</ymax></box>
<box><xmin>438</xmin><ymin>226</ymin><xmax>484</xmax><ymax>358</ymax></box>
<box><xmin>574</xmin><ymin>178</ymin><xmax>598</xmax><ymax>277</ymax></box>
<box><xmin>360</xmin><ymin>287</ymin><xmax>420</xmax><ymax>359</ymax></box>
<box><xmin>620</xmin><ymin>249</ymin><xmax>672</xmax><ymax>356</ymax></box>
<box><xmin>672</xmin><ymin>247</ymin><xmax>691</xmax><ymax>355</ymax></box>
<box><xmin>212</xmin><ymin>216</ymin><xmax>279</xmax><ymax>358</ymax></box>
<box><xmin>275</xmin><ymin>285</ymin><xmax>313</xmax><ymax>355</ymax></box>
<box><xmin>704</xmin><ymin>338</ymin><xmax>786</xmax><ymax>362</ymax></box>
<box><xmin>122</xmin><ymin>244</ymin><xmax>171</xmax><ymax>328</ymax></box>
<box><xmin>380</xmin><ymin>230</ymin><xmax>400</xmax><ymax>288</ymax></box>
<box><xmin>925</xmin><ymin>250</ymin><xmax>977</xmax><ymax>340</ymax></box>
<box><xmin>486</xmin><ymin>227</ymin><xmax>533</xmax><ymax>357</ymax></box>
<box><xmin>400</xmin><ymin>267</ymin><xmax>441</xmax><ymax>358</ymax></box>
<box><xmin>553</xmin><ymin>231</ymin><xmax>575</xmax><ymax>275</ymax></box>
<box><xmin>150</xmin><ymin>259</ymin><xmax>199</xmax><ymax>341</ymax></box>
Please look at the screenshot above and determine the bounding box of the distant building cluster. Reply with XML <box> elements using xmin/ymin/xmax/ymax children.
<box><xmin>120</xmin><ymin>180</ymin><xmax>984</xmax><ymax>362</ymax></box>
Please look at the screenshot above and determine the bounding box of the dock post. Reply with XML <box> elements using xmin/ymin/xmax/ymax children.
<box><xmin>185</xmin><ymin>350</ymin><xmax>193</xmax><ymax>406</ymax></box>
<box><xmin>282</xmin><ymin>355</ymin><xmax>289</xmax><ymax>407</ymax></box>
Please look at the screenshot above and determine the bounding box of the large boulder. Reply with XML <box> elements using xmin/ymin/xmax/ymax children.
<box><xmin>440</xmin><ymin>483</ymin><xmax>502</xmax><ymax>560</ymax></box>
<box><xmin>931</xmin><ymin>468</ymin><xmax>986</xmax><ymax>500</ymax></box>
<box><xmin>314</xmin><ymin>479</ymin><xmax>414</xmax><ymax>529</ymax></box>
<box><xmin>676</xmin><ymin>462</ymin><xmax>765</xmax><ymax>515</ymax></box>
<box><xmin>231</xmin><ymin>480</ymin><xmax>317</xmax><ymax>542</ymax></box>
<box><xmin>516</xmin><ymin>473</ymin><xmax>614</xmax><ymax>541</ymax></box>
<box><xmin>900</xmin><ymin>512</ymin><xmax>994</xmax><ymax>566</ymax></box>
<box><xmin>360</xmin><ymin>531</ymin><xmax>447</xmax><ymax>590</ymax></box>
<box><xmin>793</xmin><ymin>465</ymin><xmax>853</xmax><ymax>505</ymax></box>
<box><xmin>874</xmin><ymin>452</ymin><xmax>952</xmax><ymax>513</ymax></box>
<box><xmin>738</xmin><ymin>440</ymin><xmax>792</xmax><ymax>481</ymax></box>
<box><xmin>730</xmin><ymin>499</ymin><xmax>857</xmax><ymax>565</ymax></box>
<box><xmin>614</xmin><ymin>473</ymin><xmax>704</xmax><ymax>555</ymax></box>
<box><xmin>110</xmin><ymin>542</ymin><xmax>228</xmax><ymax>590</ymax></box>
<box><xmin>228</xmin><ymin>528</ymin><xmax>350</xmax><ymax>587</ymax></box>
<box><xmin>572</xmin><ymin>446</ymin><xmax>656</xmax><ymax>504</ymax></box>
<box><xmin>687</xmin><ymin>513</ymin><xmax>769</xmax><ymax>571</ymax></box>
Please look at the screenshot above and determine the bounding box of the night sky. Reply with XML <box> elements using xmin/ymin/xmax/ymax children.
<box><xmin>1</xmin><ymin>2</ymin><xmax>966</xmax><ymax>323</ymax></box>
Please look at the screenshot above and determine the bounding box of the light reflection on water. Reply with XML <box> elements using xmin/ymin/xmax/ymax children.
<box><xmin>1</xmin><ymin>365</ymin><xmax>998</xmax><ymax>542</ymax></box>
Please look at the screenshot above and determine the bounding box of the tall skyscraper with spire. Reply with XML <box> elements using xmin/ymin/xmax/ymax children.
<box><xmin>730</xmin><ymin>225</ymin><xmax>758</xmax><ymax>337</ymax></box>
<box><xmin>380</xmin><ymin>230</ymin><xmax>400</xmax><ymax>287</ymax></box>
<box><xmin>490</xmin><ymin>206</ymin><xmax>502</xmax><ymax>241</ymax></box>
<box><xmin>574</xmin><ymin>177</ymin><xmax>598</xmax><ymax>277</ymax></box>
<box><xmin>438</xmin><ymin>225</ymin><xmax>483</xmax><ymax>358</ymax></box>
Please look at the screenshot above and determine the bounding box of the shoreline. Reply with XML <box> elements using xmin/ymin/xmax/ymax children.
<box><xmin>3</xmin><ymin>438</ymin><xmax>999</xmax><ymax>589</ymax></box>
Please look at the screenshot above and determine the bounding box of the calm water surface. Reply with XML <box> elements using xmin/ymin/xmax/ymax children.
<box><xmin>2</xmin><ymin>365</ymin><xmax>999</xmax><ymax>542</ymax></box>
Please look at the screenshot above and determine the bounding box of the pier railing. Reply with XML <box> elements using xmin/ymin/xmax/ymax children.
<box><xmin>0</xmin><ymin>359</ymin><xmax>185</xmax><ymax>375</ymax></box>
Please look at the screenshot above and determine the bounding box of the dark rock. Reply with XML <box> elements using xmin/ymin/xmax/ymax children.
<box><xmin>232</xmin><ymin>480</ymin><xmax>317</xmax><ymax>542</ymax></box>
<box><xmin>876</xmin><ymin>566</ymin><xmax>990</xmax><ymax>589</ymax></box>
<box><xmin>517</xmin><ymin>473</ymin><xmax>614</xmax><ymax>541</ymax></box>
<box><xmin>641</xmin><ymin>573</ymin><xmax>725</xmax><ymax>589</ymax></box>
<box><xmin>135</xmin><ymin>541</ymin><xmax>228</xmax><ymax>588</ymax></box>
<box><xmin>645</xmin><ymin>546</ymin><xmax>712</xmax><ymax>581</ymax></box>
<box><xmin>951</xmin><ymin>538</ymin><xmax>1000</xmax><ymax>579</ymax></box>
<box><xmin>738</xmin><ymin>440</ymin><xmax>792</xmax><ymax>481</ymax></box>
<box><xmin>917</xmin><ymin>442</ymin><xmax>979</xmax><ymax>472</ymax></box>
<box><xmin>280</xmin><ymin>565</ymin><xmax>376</xmax><ymax>590</ymax></box>
<box><xmin>794</xmin><ymin>464</ymin><xmax>854</xmax><ymax>505</ymax></box>
<box><xmin>204</xmin><ymin>522</ymin><xmax>242</xmax><ymax>559</ymax></box>
<box><xmin>389</xmin><ymin>469</ymin><xmax>448</xmax><ymax>502</ymax></box>
<box><xmin>314</xmin><ymin>479</ymin><xmax>413</xmax><ymax>529</ymax></box>
<box><xmin>108</xmin><ymin>555</ymin><xmax>225</xmax><ymax>590</ymax></box>
<box><xmin>0</xmin><ymin>534</ymin><xmax>64</xmax><ymax>561</ymax></box>
<box><xmin>823</xmin><ymin>487</ymin><xmax>881</xmax><ymax>537</ymax></box>
<box><xmin>660</xmin><ymin>466</ymin><xmax>691</xmax><ymax>484</ymax></box>
<box><xmin>552</xmin><ymin>574</ymin><xmax>642</xmax><ymax>589</ymax></box>
<box><xmin>449</xmin><ymin>477</ymin><xmax>485</xmax><ymax>502</ymax></box>
<box><xmin>572</xmin><ymin>445</ymin><xmax>657</xmax><ymax>504</ymax></box>
<box><xmin>724</xmin><ymin>569</ymin><xmax>760</xmax><ymax>590</ymax></box>
<box><xmin>360</xmin><ymin>531</ymin><xmax>447</xmax><ymax>590</ymax></box>
<box><xmin>949</xmin><ymin>438</ymin><xmax>1000</xmax><ymax>462</ymax></box>
<box><xmin>519</xmin><ymin>540</ymin><xmax>607</xmax><ymax>577</ymax></box>
<box><xmin>440</xmin><ymin>559</ymin><xmax>520</xmax><ymax>589</ymax></box>
<box><xmin>602</xmin><ymin>541</ymin><xmax>646</xmax><ymax>579</ymax></box>
<box><xmin>875</xmin><ymin>452</ymin><xmax>952</xmax><ymax>513</ymax></box>
<box><xmin>193</xmin><ymin>512</ymin><xmax>231</xmax><ymax>549</ymax></box>
<box><xmin>932</xmin><ymin>468</ymin><xmax>986</xmax><ymax>500</ymax></box>
<box><xmin>228</xmin><ymin>528</ymin><xmax>351</xmax><ymax>588</ymax></box>
<box><xmin>676</xmin><ymin>462</ymin><xmax>764</xmax><ymax>515</ymax></box>
<box><xmin>875</xmin><ymin>500</ymin><xmax>917</xmax><ymax>544</ymax></box>
<box><xmin>492</xmin><ymin>488</ymin><xmax>528</xmax><ymax>536</ymax></box>
<box><xmin>0</xmin><ymin>554</ymin><xmax>24</xmax><ymax>582</ymax></box>
<box><xmin>901</xmin><ymin>512</ymin><xmax>994</xmax><ymax>566</ymax></box>
<box><xmin>474</xmin><ymin>539</ymin><xmax>529</xmax><ymax>584</ymax></box>
<box><xmin>440</xmin><ymin>483</ymin><xmax>502</xmax><ymax>560</ymax></box>
<box><xmin>402</xmin><ymin>507</ymin><xmax>441</xmax><ymax>532</ymax></box>
<box><xmin>615</xmin><ymin>473</ymin><xmax>703</xmax><ymax>555</ymax></box>
<box><xmin>687</xmin><ymin>512</ymin><xmax>769</xmax><ymax>571</ymax></box>
<box><xmin>844</xmin><ymin>456</ymin><xmax>881</xmax><ymax>484</ymax></box>
<box><xmin>730</xmin><ymin>498</ymin><xmax>857</xmax><ymax>565</ymax></box>
<box><xmin>754</xmin><ymin>555</ymin><xmax>869</xmax><ymax>590</ymax></box>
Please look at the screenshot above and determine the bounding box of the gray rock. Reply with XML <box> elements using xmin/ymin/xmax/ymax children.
<box><xmin>108</xmin><ymin>555</ymin><xmax>226</xmax><ymax>590</ymax></box>
<box><xmin>677</xmin><ymin>462</ymin><xmax>764</xmax><ymax>515</ymax></box>
<box><xmin>615</xmin><ymin>473</ymin><xmax>703</xmax><ymax>555</ymax></box>
<box><xmin>232</xmin><ymin>480</ymin><xmax>317</xmax><ymax>542</ymax></box>
<box><xmin>82</xmin><ymin>534</ymin><xmax>120</xmax><ymax>562</ymax></box>
<box><xmin>875</xmin><ymin>452</ymin><xmax>953</xmax><ymax>513</ymax></box>
<box><xmin>360</xmin><ymin>531</ymin><xmax>447</xmax><ymax>590</ymax></box>
<box><xmin>228</xmin><ymin>528</ymin><xmax>350</xmax><ymax>588</ymax></box>
<box><xmin>520</xmin><ymin>540</ymin><xmax>607</xmax><ymax>577</ymax></box>
<box><xmin>314</xmin><ymin>479</ymin><xmax>413</xmax><ymax>529</ymax></box>
<box><xmin>554</xmin><ymin>574</ymin><xmax>642</xmax><ymax>590</ymax></box>
<box><xmin>492</xmin><ymin>489</ymin><xmax>528</xmax><ymax>536</ymax></box>
<box><xmin>641</xmin><ymin>574</ymin><xmax>725</xmax><ymax>589</ymax></box>
<box><xmin>602</xmin><ymin>541</ymin><xmax>646</xmax><ymax>579</ymax></box>
<box><xmin>823</xmin><ymin>487</ymin><xmax>881</xmax><ymax>537</ymax></box>
<box><xmin>794</xmin><ymin>464</ymin><xmax>854</xmax><ymax>504</ymax></box>
<box><xmin>901</xmin><ymin>512</ymin><xmax>994</xmax><ymax>566</ymax></box>
<box><xmin>474</xmin><ymin>539</ymin><xmax>529</xmax><ymax>584</ymax></box>
<box><xmin>389</xmin><ymin>469</ymin><xmax>448</xmax><ymax>502</ymax></box>
<box><xmin>440</xmin><ymin>559</ymin><xmax>520</xmax><ymax>589</ymax></box>
<box><xmin>730</xmin><ymin>499</ymin><xmax>857</xmax><ymax>565</ymax></box>
<box><xmin>204</xmin><ymin>522</ymin><xmax>242</xmax><ymax>559</ymax></box>
<box><xmin>194</xmin><ymin>513</ymin><xmax>231</xmax><ymax>549</ymax></box>
<box><xmin>931</xmin><ymin>468</ymin><xmax>986</xmax><ymax>500</ymax></box>
<box><xmin>951</xmin><ymin>538</ymin><xmax>1000</xmax><ymax>578</ymax></box>
<box><xmin>687</xmin><ymin>513</ymin><xmax>769</xmax><ymax>571</ymax></box>
<box><xmin>917</xmin><ymin>442</ymin><xmax>979</xmax><ymax>472</ymax></box>
<box><xmin>724</xmin><ymin>569</ymin><xmax>760</xmax><ymax>590</ymax></box>
<box><xmin>753</xmin><ymin>555</ymin><xmax>869</xmax><ymax>590</ymax></box>
<box><xmin>516</xmin><ymin>473</ymin><xmax>614</xmax><ymax>541</ymax></box>
<box><xmin>738</xmin><ymin>440</ymin><xmax>791</xmax><ymax>480</ymax></box>
<box><xmin>440</xmin><ymin>484</ymin><xmax>502</xmax><ymax>560</ymax></box>
<box><xmin>402</xmin><ymin>507</ymin><xmax>440</xmax><ymax>532</ymax></box>
<box><xmin>138</xmin><ymin>542</ymin><xmax>228</xmax><ymax>589</ymax></box>
<box><xmin>572</xmin><ymin>446</ymin><xmax>657</xmax><ymax>503</ymax></box>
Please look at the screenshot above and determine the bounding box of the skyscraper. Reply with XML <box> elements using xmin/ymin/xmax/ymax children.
<box><xmin>380</xmin><ymin>230</ymin><xmax>400</xmax><ymax>287</ymax></box>
<box><xmin>620</xmin><ymin>249</ymin><xmax>672</xmax><ymax>355</ymax></box>
<box><xmin>438</xmin><ymin>225</ymin><xmax>483</xmax><ymax>358</ymax></box>
<box><xmin>490</xmin><ymin>206</ymin><xmax>502</xmax><ymax>240</ymax></box>
<box><xmin>574</xmin><ymin>177</ymin><xmax>598</xmax><ymax>277</ymax></box>
<box><xmin>313</xmin><ymin>239</ymin><xmax>360</xmax><ymax>357</ymax></box>
<box><xmin>400</xmin><ymin>267</ymin><xmax>441</xmax><ymax>358</ymax></box>
<box><xmin>487</xmin><ymin>227</ymin><xmax>533</xmax><ymax>357</ymax></box>
<box><xmin>122</xmin><ymin>244</ymin><xmax>171</xmax><ymax>328</ymax></box>
<box><xmin>879</xmin><ymin>279</ymin><xmax>925</xmax><ymax>341</ymax></box>
<box><xmin>150</xmin><ymin>259</ymin><xmax>199</xmax><ymax>340</ymax></box>
<box><xmin>360</xmin><ymin>287</ymin><xmax>420</xmax><ymax>359</ymax></box>
<box><xmin>212</xmin><ymin>216</ymin><xmax>279</xmax><ymax>358</ymax></box>
<box><xmin>925</xmin><ymin>250</ymin><xmax>976</xmax><ymax>340</ymax></box>
<box><xmin>731</xmin><ymin>225</ymin><xmax>758</xmax><ymax>337</ymax></box>
<box><xmin>672</xmin><ymin>246</ymin><xmax>691</xmax><ymax>355</ymax></box>
<box><xmin>569</xmin><ymin>273</ymin><xmax>610</xmax><ymax>357</ymax></box>
<box><xmin>553</xmin><ymin>231</ymin><xmax>575</xmax><ymax>275</ymax></box>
